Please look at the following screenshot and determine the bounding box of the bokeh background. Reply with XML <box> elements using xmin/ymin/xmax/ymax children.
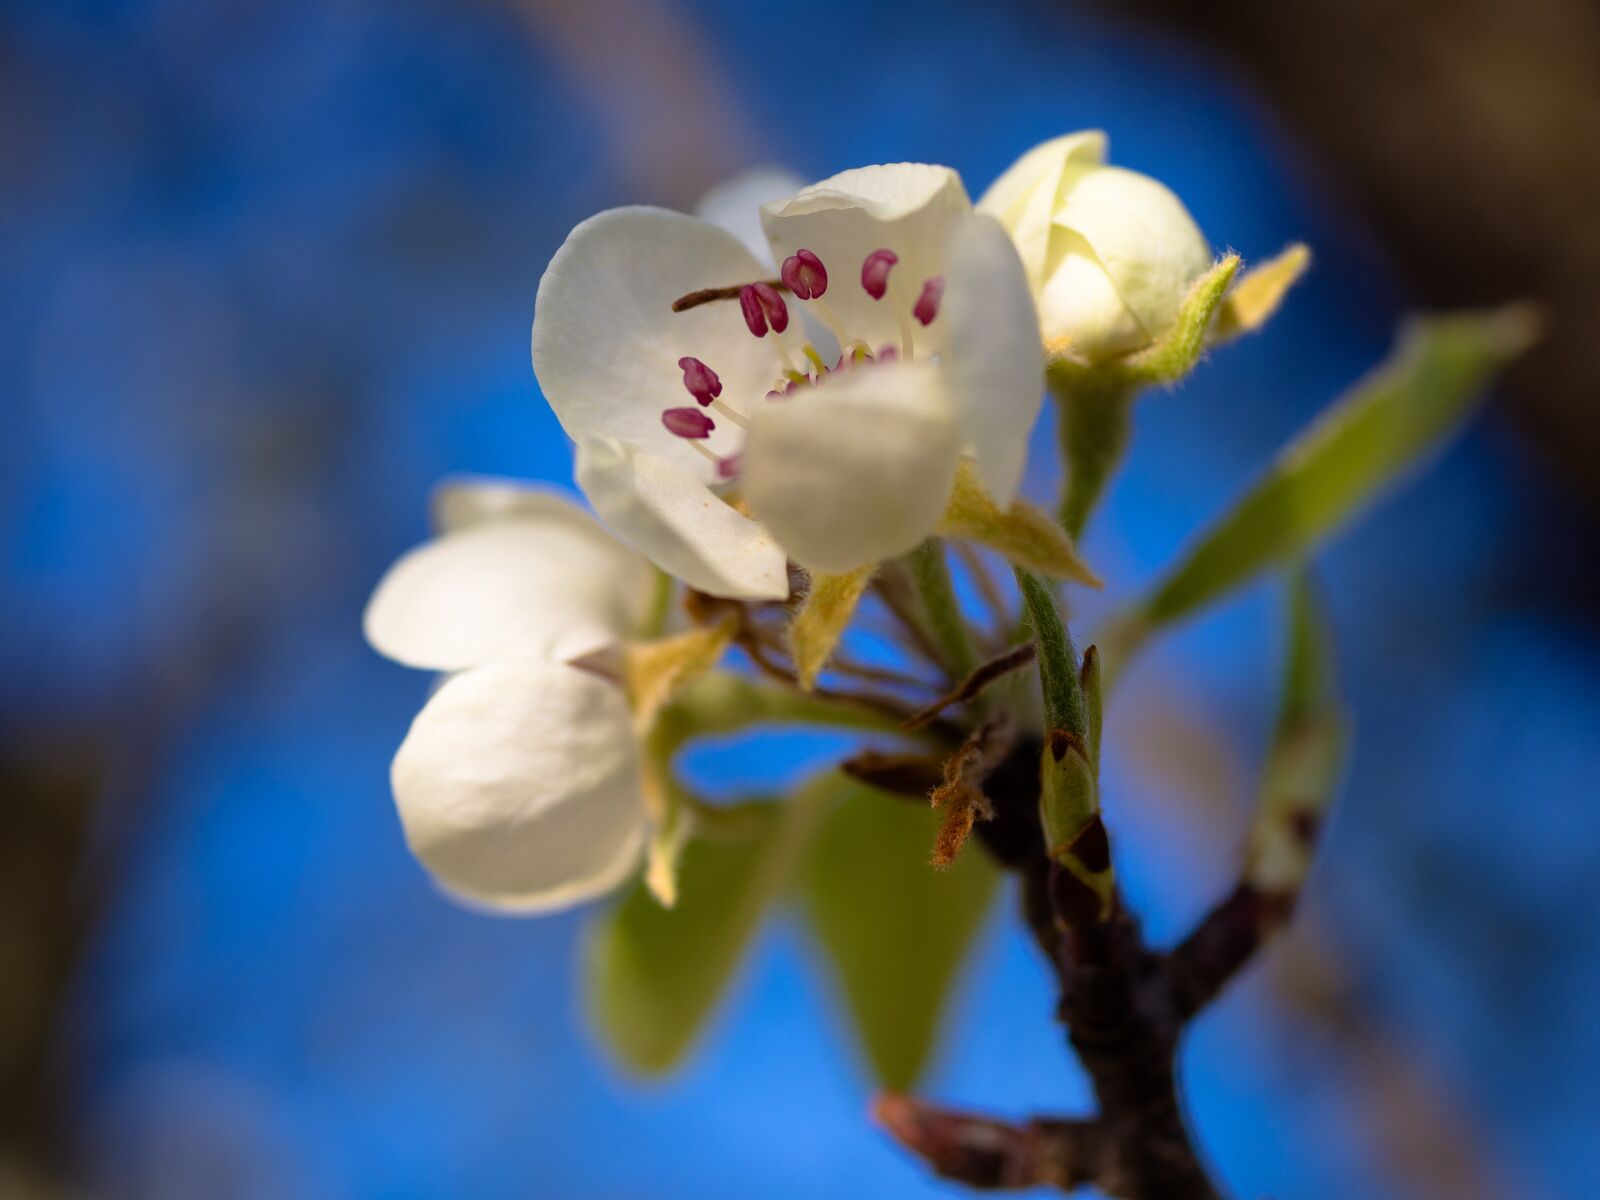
<box><xmin>5</xmin><ymin>1</ymin><xmax>1599</xmax><ymax>1197</ymax></box>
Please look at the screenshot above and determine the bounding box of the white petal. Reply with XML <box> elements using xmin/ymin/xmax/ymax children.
<box><xmin>742</xmin><ymin>361</ymin><xmax>961</xmax><ymax>574</ymax></box>
<box><xmin>364</xmin><ymin>508</ymin><xmax>655</xmax><ymax>671</ymax></box>
<box><xmin>575</xmin><ymin>434</ymin><xmax>790</xmax><ymax>600</ymax></box>
<box><xmin>391</xmin><ymin>661</ymin><xmax>645</xmax><ymax>914</ymax></box>
<box><xmin>942</xmin><ymin>214</ymin><xmax>1045</xmax><ymax>505</ymax></box>
<box><xmin>532</xmin><ymin>206</ymin><xmax>803</xmax><ymax>482</ymax></box>
<box><xmin>430</xmin><ymin>475</ymin><xmax>597</xmax><ymax>533</ymax></box>
<box><xmin>977</xmin><ymin>131</ymin><xmax>1107</xmax><ymax>289</ymax></box>
<box><xmin>1053</xmin><ymin>166</ymin><xmax>1212</xmax><ymax>343</ymax></box>
<box><xmin>761</xmin><ymin>164</ymin><xmax>972</xmax><ymax>359</ymax></box>
<box><xmin>1035</xmin><ymin>228</ymin><xmax>1149</xmax><ymax>358</ymax></box>
<box><xmin>695</xmin><ymin>166</ymin><xmax>806</xmax><ymax>266</ymax></box>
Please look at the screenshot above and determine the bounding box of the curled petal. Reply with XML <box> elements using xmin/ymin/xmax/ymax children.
<box><xmin>575</xmin><ymin>434</ymin><xmax>790</xmax><ymax>601</ymax></box>
<box><xmin>977</xmin><ymin>131</ymin><xmax>1107</xmax><ymax>289</ymax></box>
<box><xmin>533</xmin><ymin>206</ymin><xmax>802</xmax><ymax>482</ymax></box>
<box><xmin>430</xmin><ymin>475</ymin><xmax>601</xmax><ymax>534</ymax></box>
<box><xmin>742</xmin><ymin>361</ymin><xmax>961</xmax><ymax>574</ymax></box>
<box><xmin>391</xmin><ymin>661</ymin><xmax>646</xmax><ymax>914</ymax></box>
<box><xmin>941</xmin><ymin>214</ymin><xmax>1045</xmax><ymax>506</ymax></box>
<box><xmin>365</xmin><ymin>498</ymin><xmax>655</xmax><ymax>672</ymax></box>
<box><xmin>1045</xmin><ymin>166</ymin><xmax>1212</xmax><ymax>358</ymax></box>
<box><xmin>762</xmin><ymin>164</ymin><xmax>972</xmax><ymax>359</ymax></box>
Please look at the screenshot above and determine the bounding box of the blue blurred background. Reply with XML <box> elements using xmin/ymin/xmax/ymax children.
<box><xmin>5</xmin><ymin>1</ymin><xmax>1599</xmax><ymax>1197</ymax></box>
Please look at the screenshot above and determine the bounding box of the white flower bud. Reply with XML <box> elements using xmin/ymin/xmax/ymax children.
<box><xmin>978</xmin><ymin>132</ymin><xmax>1212</xmax><ymax>362</ymax></box>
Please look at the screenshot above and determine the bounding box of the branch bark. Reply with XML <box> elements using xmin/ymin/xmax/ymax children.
<box><xmin>880</xmin><ymin>737</ymin><xmax>1232</xmax><ymax>1198</ymax></box>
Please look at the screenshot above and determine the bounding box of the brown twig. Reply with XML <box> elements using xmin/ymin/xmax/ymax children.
<box><xmin>874</xmin><ymin>1095</ymin><xmax>1103</xmax><ymax>1191</ymax></box>
<box><xmin>903</xmin><ymin>642</ymin><xmax>1037</xmax><ymax>731</ymax></box>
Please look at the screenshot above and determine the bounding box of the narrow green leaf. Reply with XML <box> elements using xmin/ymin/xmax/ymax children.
<box><xmin>799</xmin><ymin>781</ymin><xmax>1001</xmax><ymax>1089</ymax></box>
<box><xmin>1247</xmin><ymin>569</ymin><xmax>1349</xmax><ymax>895</ymax></box>
<box><xmin>585</xmin><ymin>778</ymin><xmax>833</xmax><ymax>1075</ymax></box>
<box><xmin>1014</xmin><ymin>567</ymin><xmax>1086</xmax><ymax>740</ymax></box>
<box><xmin>1280</xmin><ymin>569</ymin><xmax>1335</xmax><ymax>729</ymax></box>
<box><xmin>1132</xmin><ymin>306</ymin><xmax>1537</xmax><ymax>638</ymax></box>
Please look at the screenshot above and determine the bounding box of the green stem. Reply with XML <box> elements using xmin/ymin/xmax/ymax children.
<box><xmin>907</xmin><ymin>538</ymin><xmax>977</xmax><ymax>679</ymax></box>
<box><xmin>1051</xmin><ymin>367</ymin><xmax>1135</xmax><ymax>542</ymax></box>
<box><xmin>657</xmin><ymin>672</ymin><xmax>907</xmax><ymax>748</ymax></box>
<box><xmin>640</xmin><ymin>567</ymin><xmax>675</xmax><ymax>639</ymax></box>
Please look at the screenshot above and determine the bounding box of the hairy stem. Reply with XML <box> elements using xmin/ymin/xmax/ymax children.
<box><xmin>1051</xmin><ymin>370</ymin><xmax>1135</xmax><ymax>541</ymax></box>
<box><xmin>908</xmin><ymin>538</ymin><xmax>978</xmax><ymax>679</ymax></box>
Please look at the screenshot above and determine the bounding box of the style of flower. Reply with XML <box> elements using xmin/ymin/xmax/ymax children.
<box><xmin>363</xmin><ymin>479</ymin><xmax>657</xmax><ymax>913</ymax></box>
<box><xmin>531</xmin><ymin>163</ymin><xmax>1044</xmax><ymax>592</ymax></box>
<box><xmin>978</xmin><ymin>131</ymin><xmax>1213</xmax><ymax>362</ymax></box>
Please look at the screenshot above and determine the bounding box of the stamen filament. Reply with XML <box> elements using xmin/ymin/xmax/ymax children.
<box><xmin>802</xmin><ymin>344</ymin><xmax>829</xmax><ymax>375</ymax></box>
<box><xmin>889</xmin><ymin>281</ymin><xmax>917</xmax><ymax>360</ymax></box>
<box><xmin>807</xmin><ymin>296</ymin><xmax>854</xmax><ymax>352</ymax></box>
<box><xmin>709</xmin><ymin>398</ymin><xmax>750</xmax><ymax>429</ymax></box>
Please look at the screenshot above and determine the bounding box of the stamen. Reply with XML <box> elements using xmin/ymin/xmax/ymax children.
<box><xmin>677</xmin><ymin>356</ymin><xmax>722</xmax><ymax>406</ymax></box>
<box><xmin>717</xmin><ymin>451</ymin><xmax>744</xmax><ymax>479</ymax></box>
<box><xmin>781</xmin><ymin>249</ymin><xmax>829</xmax><ymax>300</ymax></box>
<box><xmin>913</xmin><ymin>276</ymin><xmax>945</xmax><ymax>326</ymax></box>
<box><xmin>861</xmin><ymin>249</ymin><xmax>899</xmax><ymax>300</ymax></box>
<box><xmin>802</xmin><ymin>344</ymin><xmax>829</xmax><ymax>375</ymax></box>
<box><xmin>739</xmin><ymin>283</ymin><xmax>790</xmax><ymax>337</ymax></box>
<box><xmin>662</xmin><ymin>407</ymin><xmax>715</xmax><ymax>439</ymax></box>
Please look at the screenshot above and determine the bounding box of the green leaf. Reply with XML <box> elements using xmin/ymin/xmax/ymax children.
<box><xmin>798</xmin><ymin>780</ymin><xmax>1001</xmax><ymax>1089</ymax></box>
<box><xmin>1246</xmin><ymin>569</ymin><xmax>1349</xmax><ymax>895</ymax></box>
<box><xmin>1121</xmin><ymin>306</ymin><xmax>1537</xmax><ymax>653</ymax></box>
<box><xmin>585</xmin><ymin>779</ymin><xmax>833</xmax><ymax>1075</ymax></box>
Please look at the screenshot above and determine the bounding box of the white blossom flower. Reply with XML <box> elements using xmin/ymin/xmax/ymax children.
<box><xmin>531</xmin><ymin>163</ymin><xmax>1044</xmax><ymax>587</ymax></box>
<box><xmin>365</xmin><ymin>479</ymin><xmax>656</xmax><ymax>914</ymax></box>
<box><xmin>978</xmin><ymin>131</ymin><xmax>1213</xmax><ymax>362</ymax></box>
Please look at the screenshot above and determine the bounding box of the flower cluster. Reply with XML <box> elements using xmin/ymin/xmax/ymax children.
<box><xmin>359</xmin><ymin>110</ymin><xmax>1536</xmax><ymax>1200</ymax></box>
<box><xmin>367</xmin><ymin>131</ymin><xmax>1216</xmax><ymax>911</ymax></box>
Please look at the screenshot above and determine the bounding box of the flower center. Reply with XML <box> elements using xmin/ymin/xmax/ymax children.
<box><xmin>663</xmin><ymin>246</ymin><xmax>946</xmax><ymax>478</ymax></box>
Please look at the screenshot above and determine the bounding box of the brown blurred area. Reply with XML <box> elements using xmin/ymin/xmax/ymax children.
<box><xmin>0</xmin><ymin>748</ymin><xmax>105</xmax><ymax>1197</ymax></box>
<box><xmin>1099</xmin><ymin>0</ymin><xmax>1600</xmax><ymax>513</ymax></box>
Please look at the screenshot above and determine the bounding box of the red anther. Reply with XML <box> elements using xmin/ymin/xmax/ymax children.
<box><xmin>677</xmin><ymin>356</ymin><xmax>722</xmax><ymax>406</ymax></box>
<box><xmin>781</xmin><ymin>249</ymin><xmax>828</xmax><ymax>300</ymax></box>
<box><xmin>739</xmin><ymin>283</ymin><xmax>789</xmax><ymax>337</ymax></box>
<box><xmin>716</xmin><ymin>452</ymin><xmax>744</xmax><ymax>479</ymax></box>
<box><xmin>913</xmin><ymin>276</ymin><xmax>945</xmax><ymax>326</ymax></box>
<box><xmin>861</xmin><ymin>248</ymin><xmax>899</xmax><ymax>299</ymax></box>
<box><xmin>662</xmin><ymin>407</ymin><xmax>715</xmax><ymax>439</ymax></box>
